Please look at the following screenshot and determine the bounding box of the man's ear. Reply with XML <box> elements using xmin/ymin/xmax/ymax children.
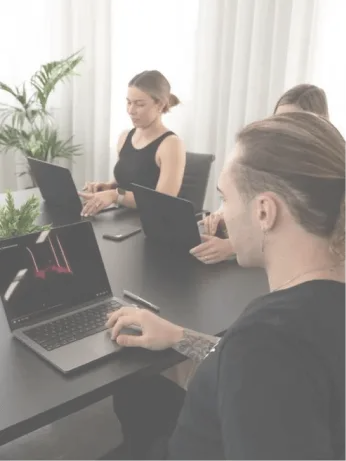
<box><xmin>255</xmin><ymin>193</ymin><xmax>279</xmax><ymax>232</ymax></box>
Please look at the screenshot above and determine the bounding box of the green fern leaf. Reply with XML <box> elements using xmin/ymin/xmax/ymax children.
<box><xmin>0</xmin><ymin>191</ymin><xmax>51</xmax><ymax>239</ymax></box>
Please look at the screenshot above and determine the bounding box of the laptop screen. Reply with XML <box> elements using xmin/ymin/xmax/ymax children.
<box><xmin>0</xmin><ymin>222</ymin><xmax>112</xmax><ymax>329</ymax></box>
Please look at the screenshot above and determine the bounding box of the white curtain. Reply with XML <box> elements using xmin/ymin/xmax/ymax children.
<box><xmin>0</xmin><ymin>0</ymin><xmax>54</xmax><ymax>190</ymax></box>
<box><xmin>109</xmin><ymin>0</ymin><xmax>199</xmax><ymax>179</ymax></box>
<box><xmin>0</xmin><ymin>0</ymin><xmax>112</xmax><ymax>191</ymax></box>
<box><xmin>0</xmin><ymin>0</ymin><xmax>199</xmax><ymax>192</ymax></box>
<box><xmin>0</xmin><ymin>0</ymin><xmax>344</xmax><ymax>207</ymax></box>
<box><xmin>185</xmin><ymin>0</ymin><xmax>322</xmax><ymax>210</ymax></box>
<box><xmin>309</xmin><ymin>0</ymin><xmax>346</xmax><ymax>136</ymax></box>
<box><xmin>49</xmin><ymin>0</ymin><xmax>113</xmax><ymax>188</ymax></box>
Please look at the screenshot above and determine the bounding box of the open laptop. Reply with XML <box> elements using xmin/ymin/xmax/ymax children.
<box><xmin>132</xmin><ymin>183</ymin><xmax>201</xmax><ymax>250</ymax></box>
<box><xmin>27</xmin><ymin>157</ymin><xmax>118</xmax><ymax>215</ymax></box>
<box><xmin>0</xmin><ymin>221</ymin><xmax>138</xmax><ymax>373</ymax></box>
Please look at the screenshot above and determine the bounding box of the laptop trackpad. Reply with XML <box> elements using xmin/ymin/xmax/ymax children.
<box><xmin>86</xmin><ymin>327</ymin><xmax>141</xmax><ymax>354</ymax></box>
<box><xmin>46</xmin><ymin>328</ymin><xmax>142</xmax><ymax>373</ymax></box>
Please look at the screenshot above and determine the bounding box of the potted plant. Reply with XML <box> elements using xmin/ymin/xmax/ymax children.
<box><xmin>0</xmin><ymin>190</ymin><xmax>51</xmax><ymax>241</ymax></box>
<box><xmin>0</xmin><ymin>51</ymin><xmax>83</xmax><ymax>183</ymax></box>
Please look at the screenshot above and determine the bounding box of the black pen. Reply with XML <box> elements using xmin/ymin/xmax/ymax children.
<box><xmin>123</xmin><ymin>290</ymin><xmax>160</xmax><ymax>313</ymax></box>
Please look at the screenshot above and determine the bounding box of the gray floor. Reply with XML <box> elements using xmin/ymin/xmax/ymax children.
<box><xmin>0</xmin><ymin>398</ymin><xmax>123</xmax><ymax>460</ymax></box>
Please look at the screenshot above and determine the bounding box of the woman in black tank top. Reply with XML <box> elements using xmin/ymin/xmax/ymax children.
<box><xmin>79</xmin><ymin>70</ymin><xmax>186</xmax><ymax>217</ymax></box>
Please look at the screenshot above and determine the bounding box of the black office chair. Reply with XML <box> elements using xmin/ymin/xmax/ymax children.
<box><xmin>179</xmin><ymin>152</ymin><xmax>215</xmax><ymax>215</ymax></box>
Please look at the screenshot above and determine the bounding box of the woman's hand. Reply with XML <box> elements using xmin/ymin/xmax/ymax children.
<box><xmin>79</xmin><ymin>190</ymin><xmax>118</xmax><ymax>216</ymax></box>
<box><xmin>199</xmin><ymin>211</ymin><xmax>224</xmax><ymax>236</ymax></box>
<box><xmin>190</xmin><ymin>235</ymin><xmax>234</xmax><ymax>264</ymax></box>
<box><xmin>82</xmin><ymin>181</ymin><xmax>112</xmax><ymax>193</ymax></box>
<box><xmin>106</xmin><ymin>306</ymin><xmax>183</xmax><ymax>350</ymax></box>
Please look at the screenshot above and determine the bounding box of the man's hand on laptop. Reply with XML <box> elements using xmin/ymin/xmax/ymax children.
<box><xmin>105</xmin><ymin>306</ymin><xmax>183</xmax><ymax>350</ymax></box>
<box><xmin>79</xmin><ymin>190</ymin><xmax>118</xmax><ymax>217</ymax></box>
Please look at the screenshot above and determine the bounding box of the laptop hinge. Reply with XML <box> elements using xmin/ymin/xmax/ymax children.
<box><xmin>12</xmin><ymin>294</ymin><xmax>113</xmax><ymax>331</ymax></box>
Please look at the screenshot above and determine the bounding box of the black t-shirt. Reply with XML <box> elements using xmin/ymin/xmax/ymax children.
<box><xmin>168</xmin><ymin>280</ymin><xmax>345</xmax><ymax>460</ymax></box>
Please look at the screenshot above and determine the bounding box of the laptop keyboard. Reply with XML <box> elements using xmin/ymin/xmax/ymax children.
<box><xmin>23</xmin><ymin>300</ymin><xmax>121</xmax><ymax>351</ymax></box>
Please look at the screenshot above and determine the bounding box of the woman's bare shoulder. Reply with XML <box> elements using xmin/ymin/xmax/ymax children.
<box><xmin>117</xmin><ymin>129</ymin><xmax>131</xmax><ymax>153</ymax></box>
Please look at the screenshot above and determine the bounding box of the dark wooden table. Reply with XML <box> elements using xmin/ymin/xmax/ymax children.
<box><xmin>0</xmin><ymin>189</ymin><xmax>268</xmax><ymax>445</ymax></box>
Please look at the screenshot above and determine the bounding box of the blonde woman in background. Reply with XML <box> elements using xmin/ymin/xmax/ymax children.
<box><xmin>80</xmin><ymin>70</ymin><xmax>186</xmax><ymax>216</ymax></box>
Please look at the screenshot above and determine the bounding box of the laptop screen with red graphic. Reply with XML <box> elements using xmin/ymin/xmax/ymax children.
<box><xmin>0</xmin><ymin>222</ymin><xmax>111</xmax><ymax>330</ymax></box>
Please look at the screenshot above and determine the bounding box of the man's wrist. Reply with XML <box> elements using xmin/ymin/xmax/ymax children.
<box><xmin>171</xmin><ymin>325</ymin><xmax>184</xmax><ymax>346</ymax></box>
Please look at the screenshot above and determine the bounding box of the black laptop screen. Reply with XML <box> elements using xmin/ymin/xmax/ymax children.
<box><xmin>0</xmin><ymin>222</ymin><xmax>112</xmax><ymax>329</ymax></box>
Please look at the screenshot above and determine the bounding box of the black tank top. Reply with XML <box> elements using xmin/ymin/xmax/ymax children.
<box><xmin>113</xmin><ymin>129</ymin><xmax>176</xmax><ymax>191</ymax></box>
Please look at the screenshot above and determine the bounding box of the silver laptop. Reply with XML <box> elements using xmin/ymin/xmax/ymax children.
<box><xmin>0</xmin><ymin>221</ymin><xmax>137</xmax><ymax>373</ymax></box>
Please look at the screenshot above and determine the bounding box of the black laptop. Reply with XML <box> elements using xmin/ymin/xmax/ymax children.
<box><xmin>0</xmin><ymin>221</ymin><xmax>138</xmax><ymax>373</ymax></box>
<box><xmin>27</xmin><ymin>157</ymin><xmax>118</xmax><ymax>215</ymax></box>
<box><xmin>132</xmin><ymin>183</ymin><xmax>201</xmax><ymax>250</ymax></box>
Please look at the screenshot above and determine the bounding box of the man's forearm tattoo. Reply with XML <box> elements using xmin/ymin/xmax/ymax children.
<box><xmin>173</xmin><ymin>329</ymin><xmax>220</xmax><ymax>363</ymax></box>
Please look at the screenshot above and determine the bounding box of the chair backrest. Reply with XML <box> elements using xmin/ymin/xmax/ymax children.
<box><xmin>179</xmin><ymin>152</ymin><xmax>215</xmax><ymax>213</ymax></box>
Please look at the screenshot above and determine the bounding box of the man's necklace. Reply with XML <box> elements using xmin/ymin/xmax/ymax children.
<box><xmin>271</xmin><ymin>263</ymin><xmax>343</xmax><ymax>293</ymax></box>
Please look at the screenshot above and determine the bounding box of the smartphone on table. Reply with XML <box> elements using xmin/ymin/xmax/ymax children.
<box><xmin>102</xmin><ymin>224</ymin><xmax>141</xmax><ymax>242</ymax></box>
